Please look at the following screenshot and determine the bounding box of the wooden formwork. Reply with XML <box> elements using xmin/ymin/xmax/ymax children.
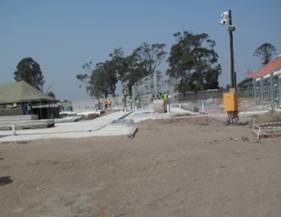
<box><xmin>252</xmin><ymin>121</ymin><xmax>281</xmax><ymax>139</ymax></box>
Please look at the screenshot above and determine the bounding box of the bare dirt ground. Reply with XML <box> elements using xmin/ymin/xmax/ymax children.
<box><xmin>253</xmin><ymin>111</ymin><xmax>281</xmax><ymax>123</ymax></box>
<box><xmin>0</xmin><ymin>118</ymin><xmax>281</xmax><ymax>217</ymax></box>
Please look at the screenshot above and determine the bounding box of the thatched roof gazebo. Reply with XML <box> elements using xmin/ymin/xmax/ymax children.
<box><xmin>0</xmin><ymin>81</ymin><xmax>58</xmax><ymax>118</ymax></box>
<box><xmin>0</xmin><ymin>81</ymin><xmax>55</xmax><ymax>104</ymax></box>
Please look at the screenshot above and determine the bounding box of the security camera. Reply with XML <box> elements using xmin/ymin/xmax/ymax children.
<box><xmin>228</xmin><ymin>25</ymin><xmax>236</xmax><ymax>31</ymax></box>
<box><xmin>219</xmin><ymin>18</ymin><xmax>228</xmax><ymax>25</ymax></box>
<box><xmin>221</xmin><ymin>10</ymin><xmax>229</xmax><ymax>18</ymax></box>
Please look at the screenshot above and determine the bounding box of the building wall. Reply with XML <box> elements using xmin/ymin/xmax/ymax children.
<box><xmin>253</xmin><ymin>68</ymin><xmax>281</xmax><ymax>108</ymax></box>
<box><xmin>238</xmin><ymin>78</ymin><xmax>254</xmax><ymax>98</ymax></box>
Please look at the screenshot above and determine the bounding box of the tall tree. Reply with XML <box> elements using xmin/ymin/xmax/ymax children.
<box><xmin>167</xmin><ymin>31</ymin><xmax>221</xmax><ymax>94</ymax></box>
<box><xmin>108</xmin><ymin>48</ymin><xmax>129</xmax><ymax>92</ymax></box>
<box><xmin>76</xmin><ymin>61</ymin><xmax>94</xmax><ymax>89</ymax></box>
<box><xmin>47</xmin><ymin>91</ymin><xmax>56</xmax><ymax>99</ymax></box>
<box><xmin>254</xmin><ymin>43</ymin><xmax>277</xmax><ymax>65</ymax></box>
<box><xmin>117</xmin><ymin>54</ymin><xmax>145</xmax><ymax>95</ymax></box>
<box><xmin>14</xmin><ymin>57</ymin><xmax>45</xmax><ymax>90</ymax></box>
<box><xmin>119</xmin><ymin>43</ymin><xmax>166</xmax><ymax>95</ymax></box>
<box><xmin>76</xmin><ymin>53</ymin><xmax>119</xmax><ymax>98</ymax></box>
<box><xmin>97</xmin><ymin>61</ymin><xmax>118</xmax><ymax>97</ymax></box>
<box><xmin>87</xmin><ymin>64</ymin><xmax>109</xmax><ymax>98</ymax></box>
<box><xmin>132</xmin><ymin>42</ymin><xmax>166</xmax><ymax>75</ymax></box>
<box><xmin>77</xmin><ymin>43</ymin><xmax>167</xmax><ymax>98</ymax></box>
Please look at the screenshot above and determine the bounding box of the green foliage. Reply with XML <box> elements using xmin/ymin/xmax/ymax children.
<box><xmin>119</xmin><ymin>43</ymin><xmax>166</xmax><ymax>95</ymax></box>
<box><xmin>47</xmin><ymin>91</ymin><xmax>56</xmax><ymax>99</ymax></box>
<box><xmin>87</xmin><ymin>64</ymin><xmax>109</xmax><ymax>98</ymax></box>
<box><xmin>77</xmin><ymin>43</ymin><xmax>167</xmax><ymax>97</ymax></box>
<box><xmin>76</xmin><ymin>73</ymin><xmax>89</xmax><ymax>82</ymax></box>
<box><xmin>117</xmin><ymin>53</ymin><xmax>148</xmax><ymax>95</ymax></box>
<box><xmin>132</xmin><ymin>42</ymin><xmax>166</xmax><ymax>75</ymax></box>
<box><xmin>254</xmin><ymin>43</ymin><xmax>276</xmax><ymax>65</ymax></box>
<box><xmin>76</xmin><ymin>50</ymin><xmax>120</xmax><ymax>98</ymax></box>
<box><xmin>167</xmin><ymin>31</ymin><xmax>221</xmax><ymax>94</ymax></box>
<box><xmin>14</xmin><ymin>57</ymin><xmax>45</xmax><ymax>90</ymax></box>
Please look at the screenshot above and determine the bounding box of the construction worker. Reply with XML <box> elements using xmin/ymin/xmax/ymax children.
<box><xmin>163</xmin><ymin>92</ymin><xmax>169</xmax><ymax>113</ymax></box>
<box><xmin>107</xmin><ymin>98</ymin><xmax>112</xmax><ymax>110</ymax></box>
<box><xmin>129</xmin><ymin>97</ymin><xmax>134</xmax><ymax>110</ymax></box>
<box><xmin>102</xmin><ymin>98</ymin><xmax>108</xmax><ymax>110</ymax></box>
<box><xmin>135</xmin><ymin>96</ymin><xmax>141</xmax><ymax>110</ymax></box>
<box><xmin>27</xmin><ymin>102</ymin><xmax>32</xmax><ymax>115</ymax></box>
<box><xmin>167</xmin><ymin>92</ymin><xmax>171</xmax><ymax>113</ymax></box>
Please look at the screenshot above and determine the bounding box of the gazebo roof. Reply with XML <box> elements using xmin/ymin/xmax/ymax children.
<box><xmin>0</xmin><ymin>81</ymin><xmax>56</xmax><ymax>104</ymax></box>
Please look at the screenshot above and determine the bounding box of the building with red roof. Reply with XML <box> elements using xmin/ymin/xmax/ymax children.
<box><xmin>249</xmin><ymin>55</ymin><xmax>281</xmax><ymax>78</ymax></box>
<box><xmin>238</xmin><ymin>55</ymin><xmax>281</xmax><ymax>108</ymax></box>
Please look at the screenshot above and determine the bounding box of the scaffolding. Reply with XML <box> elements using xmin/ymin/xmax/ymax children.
<box><xmin>132</xmin><ymin>72</ymin><xmax>177</xmax><ymax>98</ymax></box>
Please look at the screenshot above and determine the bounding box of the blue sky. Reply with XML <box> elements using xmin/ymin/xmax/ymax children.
<box><xmin>0</xmin><ymin>0</ymin><xmax>280</xmax><ymax>100</ymax></box>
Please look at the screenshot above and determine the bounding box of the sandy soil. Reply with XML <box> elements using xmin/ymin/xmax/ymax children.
<box><xmin>253</xmin><ymin>111</ymin><xmax>281</xmax><ymax>123</ymax></box>
<box><xmin>0</xmin><ymin>118</ymin><xmax>281</xmax><ymax>217</ymax></box>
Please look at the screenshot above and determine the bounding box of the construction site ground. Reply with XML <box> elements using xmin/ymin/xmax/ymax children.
<box><xmin>1</xmin><ymin>117</ymin><xmax>280</xmax><ymax>217</ymax></box>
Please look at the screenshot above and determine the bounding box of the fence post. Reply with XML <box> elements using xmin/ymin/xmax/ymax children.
<box><xmin>270</xmin><ymin>72</ymin><xmax>274</xmax><ymax>109</ymax></box>
<box><xmin>253</xmin><ymin>79</ymin><xmax>256</xmax><ymax>102</ymax></box>
<box><xmin>279</xmin><ymin>75</ymin><xmax>281</xmax><ymax>108</ymax></box>
<box><xmin>11</xmin><ymin>123</ymin><xmax>16</xmax><ymax>135</ymax></box>
<box><xmin>261</xmin><ymin>77</ymin><xmax>264</xmax><ymax>104</ymax></box>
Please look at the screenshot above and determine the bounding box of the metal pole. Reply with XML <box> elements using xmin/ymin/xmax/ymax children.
<box><xmin>228</xmin><ymin>10</ymin><xmax>235</xmax><ymax>88</ymax></box>
<box><xmin>153</xmin><ymin>71</ymin><xmax>157</xmax><ymax>95</ymax></box>
<box><xmin>261</xmin><ymin>77</ymin><xmax>264</xmax><ymax>104</ymax></box>
<box><xmin>278</xmin><ymin>75</ymin><xmax>281</xmax><ymax>108</ymax></box>
<box><xmin>253</xmin><ymin>79</ymin><xmax>256</xmax><ymax>99</ymax></box>
<box><xmin>132</xmin><ymin>85</ymin><xmax>135</xmax><ymax>100</ymax></box>
<box><xmin>227</xmin><ymin>9</ymin><xmax>238</xmax><ymax>122</ymax></box>
<box><xmin>270</xmin><ymin>72</ymin><xmax>274</xmax><ymax>109</ymax></box>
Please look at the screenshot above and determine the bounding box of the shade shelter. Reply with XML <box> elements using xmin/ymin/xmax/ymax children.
<box><xmin>0</xmin><ymin>81</ymin><xmax>58</xmax><ymax>118</ymax></box>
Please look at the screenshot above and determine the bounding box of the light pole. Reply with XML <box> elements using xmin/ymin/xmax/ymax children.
<box><xmin>220</xmin><ymin>9</ymin><xmax>239</xmax><ymax>124</ymax></box>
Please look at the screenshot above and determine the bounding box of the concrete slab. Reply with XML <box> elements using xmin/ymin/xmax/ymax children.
<box><xmin>54</xmin><ymin>116</ymin><xmax>83</xmax><ymax>123</ymax></box>
<box><xmin>0</xmin><ymin>111</ymin><xmax>131</xmax><ymax>142</ymax></box>
<box><xmin>0</xmin><ymin>119</ymin><xmax>54</xmax><ymax>130</ymax></box>
<box><xmin>0</xmin><ymin>115</ymin><xmax>38</xmax><ymax>121</ymax></box>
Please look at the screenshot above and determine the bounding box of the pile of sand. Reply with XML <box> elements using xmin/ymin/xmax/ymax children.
<box><xmin>253</xmin><ymin>111</ymin><xmax>281</xmax><ymax>123</ymax></box>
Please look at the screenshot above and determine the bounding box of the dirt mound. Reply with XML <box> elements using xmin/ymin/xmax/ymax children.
<box><xmin>253</xmin><ymin>111</ymin><xmax>281</xmax><ymax>123</ymax></box>
<box><xmin>137</xmin><ymin>116</ymin><xmax>223</xmax><ymax>129</ymax></box>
